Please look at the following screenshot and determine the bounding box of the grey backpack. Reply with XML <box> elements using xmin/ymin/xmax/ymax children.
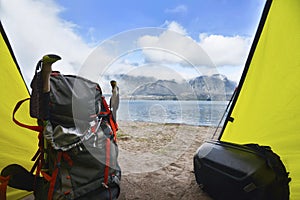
<box><xmin>9</xmin><ymin>69</ymin><xmax>121</xmax><ymax>200</ymax></box>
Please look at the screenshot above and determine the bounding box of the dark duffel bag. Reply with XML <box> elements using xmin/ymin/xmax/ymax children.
<box><xmin>193</xmin><ymin>140</ymin><xmax>291</xmax><ymax>200</ymax></box>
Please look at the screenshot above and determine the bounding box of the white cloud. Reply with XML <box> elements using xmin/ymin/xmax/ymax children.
<box><xmin>199</xmin><ymin>33</ymin><xmax>252</xmax><ymax>66</ymax></box>
<box><xmin>137</xmin><ymin>28</ymin><xmax>214</xmax><ymax>68</ymax></box>
<box><xmin>137</xmin><ymin>22</ymin><xmax>252</xmax><ymax>71</ymax></box>
<box><xmin>0</xmin><ymin>0</ymin><xmax>252</xmax><ymax>84</ymax></box>
<box><xmin>0</xmin><ymin>0</ymin><xmax>93</xmax><ymax>85</ymax></box>
<box><xmin>165</xmin><ymin>5</ymin><xmax>188</xmax><ymax>14</ymax></box>
<box><xmin>134</xmin><ymin>24</ymin><xmax>252</xmax><ymax>82</ymax></box>
<box><xmin>164</xmin><ymin>21</ymin><xmax>187</xmax><ymax>35</ymax></box>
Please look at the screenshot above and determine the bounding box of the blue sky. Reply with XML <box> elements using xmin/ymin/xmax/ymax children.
<box><xmin>0</xmin><ymin>0</ymin><xmax>265</xmax><ymax>89</ymax></box>
<box><xmin>58</xmin><ymin>0</ymin><xmax>264</xmax><ymax>42</ymax></box>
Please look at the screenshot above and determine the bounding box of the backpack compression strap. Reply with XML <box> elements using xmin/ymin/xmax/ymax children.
<box><xmin>41</xmin><ymin>152</ymin><xmax>73</xmax><ymax>200</ymax></box>
<box><xmin>101</xmin><ymin>97</ymin><xmax>118</xmax><ymax>142</ymax></box>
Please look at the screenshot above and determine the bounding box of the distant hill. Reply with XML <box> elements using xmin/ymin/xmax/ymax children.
<box><xmin>189</xmin><ymin>74</ymin><xmax>236</xmax><ymax>100</ymax></box>
<box><xmin>104</xmin><ymin>74</ymin><xmax>236</xmax><ymax>100</ymax></box>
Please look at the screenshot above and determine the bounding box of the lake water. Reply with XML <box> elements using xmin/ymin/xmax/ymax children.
<box><xmin>117</xmin><ymin>100</ymin><xmax>229</xmax><ymax>127</ymax></box>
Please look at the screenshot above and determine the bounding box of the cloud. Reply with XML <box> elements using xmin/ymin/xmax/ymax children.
<box><xmin>0</xmin><ymin>0</ymin><xmax>252</xmax><ymax>84</ymax></box>
<box><xmin>137</xmin><ymin>22</ymin><xmax>214</xmax><ymax>69</ymax></box>
<box><xmin>0</xmin><ymin>0</ymin><xmax>93</xmax><ymax>85</ymax></box>
<box><xmin>165</xmin><ymin>5</ymin><xmax>188</xmax><ymax>14</ymax></box>
<box><xmin>134</xmin><ymin>24</ymin><xmax>252</xmax><ymax>82</ymax></box>
<box><xmin>199</xmin><ymin>33</ymin><xmax>252</xmax><ymax>66</ymax></box>
<box><xmin>163</xmin><ymin>21</ymin><xmax>187</xmax><ymax>35</ymax></box>
<box><xmin>138</xmin><ymin>21</ymin><xmax>252</xmax><ymax>69</ymax></box>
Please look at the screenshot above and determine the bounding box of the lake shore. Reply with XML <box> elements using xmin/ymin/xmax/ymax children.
<box><xmin>117</xmin><ymin>120</ymin><xmax>217</xmax><ymax>200</ymax></box>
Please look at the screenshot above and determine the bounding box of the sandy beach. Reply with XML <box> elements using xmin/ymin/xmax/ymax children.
<box><xmin>21</xmin><ymin>121</ymin><xmax>217</xmax><ymax>200</ymax></box>
<box><xmin>117</xmin><ymin>121</ymin><xmax>217</xmax><ymax>200</ymax></box>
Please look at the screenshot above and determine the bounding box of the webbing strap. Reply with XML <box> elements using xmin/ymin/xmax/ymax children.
<box><xmin>109</xmin><ymin>117</ymin><xmax>117</xmax><ymax>142</ymax></box>
<box><xmin>0</xmin><ymin>176</ymin><xmax>10</xmax><ymax>200</ymax></box>
<box><xmin>13</xmin><ymin>98</ymin><xmax>43</xmax><ymax>132</ymax></box>
<box><xmin>47</xmin><ymin>152</ymin><xmax>62</xmax><ymax>200</ymax></box>
<box><xmin>31</xmin><ymin>153</ymin><xmax>42</xmax><ymax>175</ymax></box>
<box><xmin>41</xmin><ymin>152</ymin><xmax>73</xmax><ymax>200</ymax></box>
<box><xmin>101</xmin><ymin>97</ymin><xmax>118</xmax><ymax>142</ymax></box>
<box><xmin>41</xmin><ymin>171</ymin><xmax>52</xmax><ymax>182</ymax></box>
<box><xmin>101</xmin><ymin>97</ymin><xmax>110</xmax><ymax>114</ymax></box>
<box><xmin>104</xmin><ymin>138</ymin><xmax>111</xmax><ymax>185</ymax></box>
<box><xmin>31</xmin><ymin>132</ymin><xmax>45</xmax><ymax>175</ymax></box>
<box><xmin>13</xmin><ymin>98</ymin><xmax>47</xmax><ymax>196</ymax></box>
<box><xmin>31</xmin><ymin>148</ymin><xmax>41</xmax><ymax>162</ymax></box>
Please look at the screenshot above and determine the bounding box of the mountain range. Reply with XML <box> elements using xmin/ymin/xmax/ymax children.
<box><xmin>105</xmin><ymin>74</ymin><xmax>236</xmax><ymax>101</ymax></box>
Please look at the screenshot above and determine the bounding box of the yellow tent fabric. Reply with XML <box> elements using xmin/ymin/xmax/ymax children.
<box><xmin>221</xmin><ymin>0</ymin><xmax>300</xmax><ymax>199</ymax></box>
<box><xmin>0</xmin><ymin>22</ymin><xmax>38</xmax><ymax>199</ymax></box>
